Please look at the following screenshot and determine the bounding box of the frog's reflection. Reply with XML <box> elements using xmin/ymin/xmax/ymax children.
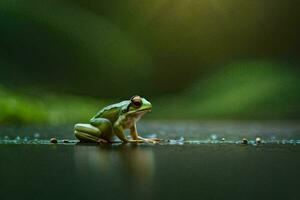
<box><xmin>74</xmin><ymin>143</ymin><xmax>155</xmax><ymax>184</ymax></box>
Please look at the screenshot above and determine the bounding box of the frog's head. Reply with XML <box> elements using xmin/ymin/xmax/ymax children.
<box><xmin>125</xmin><ymin>95</ymin><xmax>152</xmax><ymax>115</ymax></box>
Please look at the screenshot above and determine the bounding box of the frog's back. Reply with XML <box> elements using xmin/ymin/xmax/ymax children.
<box><xmin>92</xmin><ymin>101</ymin><xmax>129</xmax><ymax>123</ymax></box>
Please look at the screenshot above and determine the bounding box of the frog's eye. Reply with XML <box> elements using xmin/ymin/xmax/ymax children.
<box><xmin>131</xmin><ymin>95</ymin><xmax>142</xmax><ymax>108</ymax></box>
<box><xmin>132</xmin><ymin>100</ymin><xmax>142</xmax><ymax>108</ymax></box>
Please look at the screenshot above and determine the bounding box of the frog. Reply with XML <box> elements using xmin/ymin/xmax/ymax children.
<box><xmin>74</xmin><ymin>95</ymin><xmax>161</xmax><ymax>144</ymax></box>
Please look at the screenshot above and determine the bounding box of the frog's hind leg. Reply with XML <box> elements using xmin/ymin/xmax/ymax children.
<box><xmin>90</xmin><ymin>118</ymin><xmax>114</xmax><ymax>141</ymax></box>
<box><xmin>74</xmin><ymin>130</ymin><xmax>104</xmax><ymax>143</ymax></box>
<box><xmin>74</xmin><ymin>123</ymin><xmax>107</xmax><ymax>143</ymax></box>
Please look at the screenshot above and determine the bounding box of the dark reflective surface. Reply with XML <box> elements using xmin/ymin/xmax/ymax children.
<box><xmin>1</xmin><ymin>143</ymin><xmax>300</xmax><ymax>200</ymax></box>
<box><xmin>1</xmin><ymin>121</ymin><xmax>300</xmax><ymax>200</ymax></box>
<box><xmin>1</xmin><ymin>120</ymin><xmax>300</xmax><ymax>141</ymax></box>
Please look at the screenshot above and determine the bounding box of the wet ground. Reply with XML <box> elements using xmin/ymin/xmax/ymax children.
<box><xmin>1</xmin><ymin>121</ymin><xmax>300</xmax><ymax>200</ymax></box>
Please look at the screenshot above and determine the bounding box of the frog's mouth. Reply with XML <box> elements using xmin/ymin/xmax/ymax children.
<box><xmin>139</xmin><ymin>108</ymin><xmax>151</xmax><ymax>113</ymax></box>
<box><xmin>128</xmin><ymin>108</ymin><xmax>151</xmax><ymax>115</ymax></box>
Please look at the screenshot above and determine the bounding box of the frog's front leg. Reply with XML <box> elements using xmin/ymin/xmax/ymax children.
<box><xmin>113</xmin><ymin>124</ymin><xmax>144</xmax><ymax>143</ymax></box>
<box><xmin>130</xmin><ymin>124</ymin><xmax>162</xmax><ymax>143</ymax></box>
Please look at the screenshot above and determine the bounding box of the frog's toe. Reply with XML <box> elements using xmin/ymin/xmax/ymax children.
<box><xmin>145</xmin><ymin>139</ymin><xmax>159</xmax><ymax>144</ymax></box>
<box><xmin>127</xmin><ymin>139</ymin><xmax>145</xmax><ymax>143</ymax></box>
<box><xmin>97</xmin><ymin>138</ymin><xmax>109</xmax><ymax>144</ymax></box>
<box><xmin>151</xmin><ymin>138</ymin><xmax>164</xmax><ymax>141</ymax></box>
<box><xmin>143</xmin><ymin>137</ymin><xmax>163</xmax><ymax>143</ymax></box>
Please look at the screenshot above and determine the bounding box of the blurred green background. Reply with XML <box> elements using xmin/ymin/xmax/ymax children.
<box><xmin>0</xmin><ymin>0</ymin><xmax>299</xmax><ymax>124</ymax></box>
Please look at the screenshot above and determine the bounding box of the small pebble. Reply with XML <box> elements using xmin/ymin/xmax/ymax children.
<box><xmin>255</xmin><ymin>137</ymin><xmax>261</xmax><ymax>144</ymax></box>
<box><xmin>221</xmin><ymin>138</ymin><xmax>226</xmax><ymax>141</ymax></box>
<box><xmin>62</xmin><ymin>139</ymin><xmax>69</xmax><ymax>143</ymax></box>
<box><xmin>242</xmin><ymin>138</ymin><xmax>248</xmax><ymax>144</ymax></box>
<box><xmin>50</xmin><ymin>138</ymin><xmax>58</xmax><ymax>144</ymax></box>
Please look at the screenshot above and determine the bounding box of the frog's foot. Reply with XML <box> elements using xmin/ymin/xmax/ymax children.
<box><xmin>127</xmin><ymin>139</ymin><xmax>145</xmax><ymax>143</ymax></box>
<box><xmin>145</xmin><ymin>139</ymin><xmax>159</xmax><ymax>144</ymax></box>
<box><xmin>138</xmin><ymin>136</ymin><xmax>163</xmax><ymax>143</ymax></box>
<box><xmin>97</xmin><ymin>138</ymin><xmax>108</xmax><ymax>144</ymax></box>
<box><xmin>147</xmin><ymin>138</ymin><xmax>163</xmax><ymax>141</ymax></box>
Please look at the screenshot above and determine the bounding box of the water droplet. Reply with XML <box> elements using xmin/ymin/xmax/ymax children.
<box><xmin>271</xmin><ymin>136</ymin><xmax>276</xmax><ymax>141</ymax></box>
<box><xmin>282</xmin><ymin>139</ymin><xmax>287</xmax><ymax>144</ymax></box>
<box><xmin>249</xmin><ymin>140</ymin><xmax>255</xmax><ymax>145</ymax></box>
<box><xmin>210</xmin><ymin>134</ymin><xmax>217</xmax><ymax>140</ymax></box>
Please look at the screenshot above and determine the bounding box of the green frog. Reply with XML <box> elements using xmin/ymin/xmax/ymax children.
<box><xmin>74</xmin><ymin>95</ymin><xmax>161</xmax><ymax>143</ymax></box>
